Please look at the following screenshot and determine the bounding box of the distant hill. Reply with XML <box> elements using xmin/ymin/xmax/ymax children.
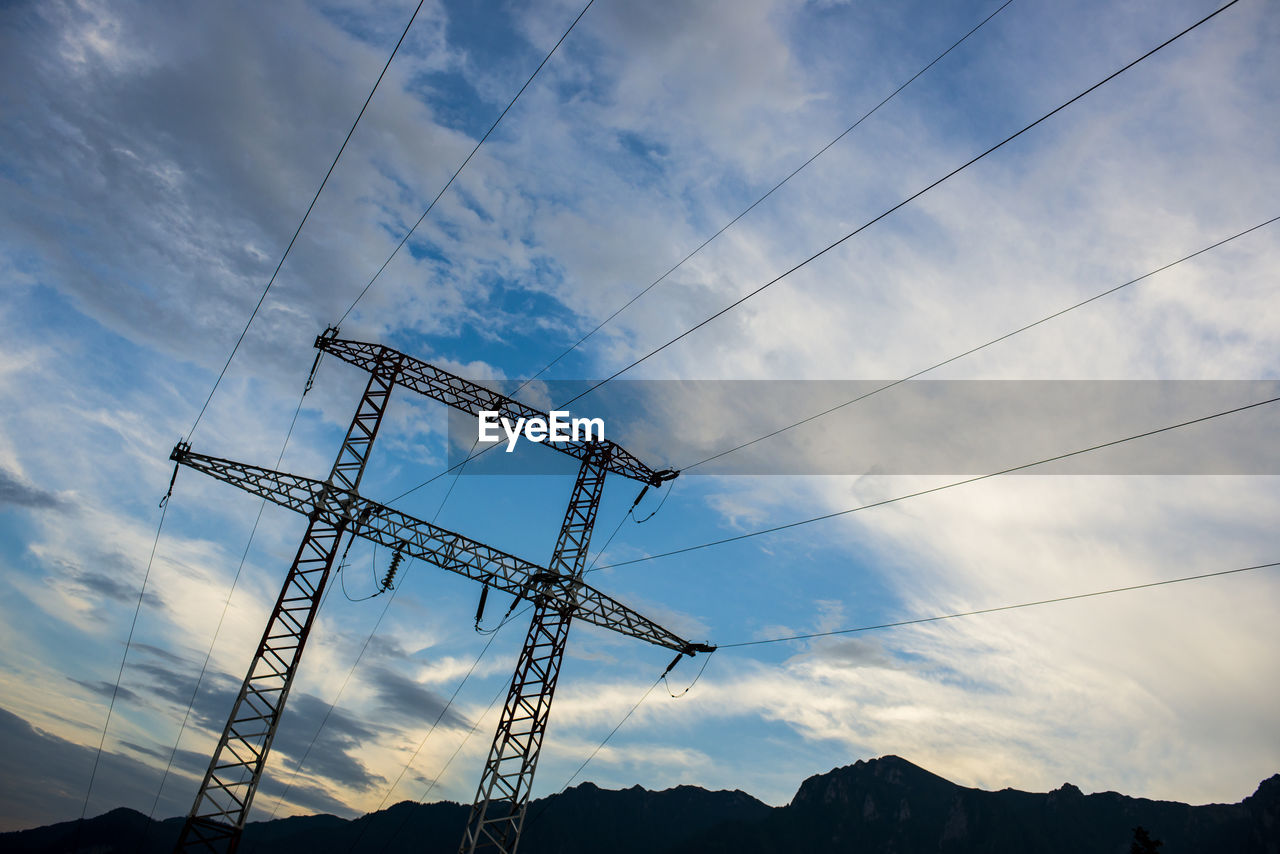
<box><xmin>5</xmin><ymin>756</ymin><xmax>1276</xmax><ymax>853</ymax></box>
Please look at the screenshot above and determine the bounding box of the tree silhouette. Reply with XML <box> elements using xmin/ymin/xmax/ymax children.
<box><xmin>1131</xmin><ymin>825</ymin><xmax>1163</xmax><ymax>854</ymax></box>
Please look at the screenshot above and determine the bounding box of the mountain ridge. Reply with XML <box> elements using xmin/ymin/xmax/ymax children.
<box><xmin>6</xmin><ymin>755</ymin><xmax>1276</xmax><ymax>853</ymax></box>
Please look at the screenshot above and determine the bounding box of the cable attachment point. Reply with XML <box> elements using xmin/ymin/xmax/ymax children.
<box><xmin>381</xmin><ymin>549</ymin><xmax>403</xmax><ymax>592</ymax></box>
<box><xmin>160</xmin><ymin>462</ymin><xmax>180</xmax><ymax>508</ymax></box>
<box><xmin>474</xmin><ymin>582</ymin><xmax>490</xmax><ymax>630</ymax></box>
<box><xmin>630</xmin><ymin>484</ymin><xmax>650</xmax><ymax>511</ymax></box>
<box><xmin>662</xmin><ymin>641</ymin><xmax>714</xmax><ymax>677</ymax></box>
<box><xmin>648</xmin><ymin>468</ymin><xmax>680</xmax><ymax>488</ymax></box>
<box><xmin>663</xmin><ymin>645</ymin><xmax>715</xmax><ymax>698</ymax></box>
<box><xmin>160</xmin><ymin>440</ymin><xmax>189</xmax><ymax>507</ymax></box>
<box><xmin>304</xmin><ymin>352</ymin><xmax>323</xmax><ymax>396</ymax></box>
<box><xmin>633</xmin><ymin>476</ymin><xmax>674</xmax><ymax>524</ymax></box>
<box><xmin>308</xmin><ymin>327</ymin><xmax>340</xmax><ymax>394</ymax></box>
<box><xmin>336</xmin><ymin>533</ymin><xmax>356</xmax><ymax>573</ymax></box>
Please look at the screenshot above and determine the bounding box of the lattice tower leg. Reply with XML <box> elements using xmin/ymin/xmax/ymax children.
<box><xmin>175</xmin><ymin>359</ymin><xmax>398</xmax><ymax>853</ymax></box>
<box><xmin>459</xmin><ymin>445</ymin><xmax>611</xmax><ymax>854</ymax></box>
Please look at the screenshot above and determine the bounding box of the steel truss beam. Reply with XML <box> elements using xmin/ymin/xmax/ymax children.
<box><xmin>170</xmin><ymin>448</ymin><xmax>705</xmax><ymax>655</ymax></box>
<box><xmin>175</xmin><ymin>354</ymin><xmax>401</xmax><ymax>852</ymax></box>
<box><xmin>316</xmin><ymin>334</ymin><xmax>674</xmax><ymax>486</ymax></box>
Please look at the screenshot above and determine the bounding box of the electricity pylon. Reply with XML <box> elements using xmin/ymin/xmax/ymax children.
<box><xmin>172</xmin><ymin>330</ymin><xmax>710</xmax><ymax>853</ymax></box>
<box><xmin>315</xmin><ymin>334</ymin><xmax>700</xmax><ymax>854</ymax></box>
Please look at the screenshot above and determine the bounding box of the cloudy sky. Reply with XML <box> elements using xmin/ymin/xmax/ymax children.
<box><xmin>1</xmin><ymin>0</ymin><xmax>1278</xmax><ymax>834</ymax></box>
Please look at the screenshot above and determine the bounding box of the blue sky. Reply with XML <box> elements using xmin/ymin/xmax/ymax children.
<box><xmin>1</xmin><ymin>0</ymin><xmax>1278</xmax><ymax>833</ymax></box>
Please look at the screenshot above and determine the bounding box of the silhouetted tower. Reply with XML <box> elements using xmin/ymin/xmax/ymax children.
<box><xmin>312</xmin><ymin>336</ymin><xmax>701</xmax><ymax>854</ymax></box>
<box><xmin>171</xmin><ymin>330</ymin><xmax>709</xmax><ymax>853</ymax></box>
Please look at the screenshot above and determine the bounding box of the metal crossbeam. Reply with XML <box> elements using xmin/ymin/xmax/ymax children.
<box><xmin>315</xmin><ymin>334</ymin><xmax>674</xmax><ymax>486</ymax></box>
<box><xmin>171</xmin><ymin>448</ymin><xmax>708</xmax><ymax>655</ymax></box>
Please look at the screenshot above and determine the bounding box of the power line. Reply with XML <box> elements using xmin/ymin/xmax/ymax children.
<box><xmin>371</xmin><ymin>0</ymin><xmax>1025</xmax><ymax>507</ymax></box>
<box><xmin>76</xmin><ymin>495</ymin><xmax>170</xmax><ymax>842</ymax></box>
<box><xmin>595</xmin><ymin>394</ymin><xmax>1280</xmax><ymax>570</ymax></box>
<box><xmin>509</xmin><ymin>0</ymin><xmax>1018</xmax><ymax>396</ymax></box>
<box><xmin>386</xmin><ymin>208</ymin><xmax>1277</xmax><ymax>535</ymax></box>
<box><xmin>382</xmin><ymin>214</ymin><xmax>1280</xmax><ymax>682</ymax></box>
<box><xmin>337</xmin><ymin>0</ymin><xmax>596</xmax><ymax>325</ymax></box>
<box><xmin>513</xmin><ymin>560</ymin><xmax>1280</xmax><ymax>811</ymax></box>
<box><xmin>556</xmin><ymin>678</ymin><xmax>660</xmax><ymax>792</ymax></box>
<box><xmin>345</xmin><ymin>618</ymin><xmax>510</xmax><ymax>853</ymax></box>
<box><xmin>682</xmin><ymin>214</ymin><xmax>1280</xmax><ymax>472</ymax></box>
<box><xmin>187</xmin><ymin>1</ymin><xmax>426</xmax><ymax>441</ymax></box>
<box><xmin>145</xmin><ymin>380</ymin><xmax>314</xmax><ymax>835</ymax></box>
<box><xmin>379</xmin><ymin>673</ymin><xmax>511</xmax><ymax>852</ymax></box>
<box><xmin>554</xmin><ymin>0</ymin><xmax>1243</xmax><ymax>412</ymax></box>
<box><xmin>476</xmin><ymin>214</ymin><xmax>1280</xmax><ymax>585</ymax></box>
<box><xmin>365</xmin><ymin>187</ymin><xmax>1275</xmax><ymax>517</ymax></box>
<box><xmin>718</xmin><ymin>560</ymin><xmax>1280</xmax><ymax>648</ymax></box>
<box><xmin>512</xmin><ymin>558</ymin><xmax>1280</xmax><ymax>837</ymax></box>
<box><xmin>519</xmin><ymin>677</ymin><xmax>659</xmax><ymax>836</ymax></box>
<box><xmin>526</xmin><ymin>648</ymin><xmax>714</xmax><ymax>832</ymax></box>
<box><xmin>377</xmin><ymin>209</ymin><xmax>1279</xmax><ymax>512</ymax></box>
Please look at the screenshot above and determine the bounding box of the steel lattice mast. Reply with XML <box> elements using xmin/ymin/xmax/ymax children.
<box><xmin>174</xmin><ymin>346</ymin><xmax>402</xmax><ymax>852</ymax></box>
<box><xmin>172</xmin><ymin>331</ymin><xmax>708</xmax><ymax>853</ymax></box>
<box><xmin>459</xmin><ymin>445</ymin><xmax>611</xmax><ymax>853</ymax></box>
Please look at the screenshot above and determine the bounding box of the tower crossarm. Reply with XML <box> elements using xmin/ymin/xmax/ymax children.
<box><xmin>538</xmin><ymin>574</ymin><xmax>711</xmax><ymax>654</ymax></box>
<box><xmin>315</xmin><ymin>334</ymin><xmax>674</xmax><ymax>486</ymax></box>
<box><xmin>170</xmin><ymin>446</ymin><xmax>709</xmax><ymax>656</ymax></box>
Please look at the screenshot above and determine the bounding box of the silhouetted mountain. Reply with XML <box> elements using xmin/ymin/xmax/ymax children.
<box><xmin>675</xmin><ymin>756</ymin><xmax>1280</xmax><ymax>854</ymax></box>
<box><xmin>5</xmin><ymin>757</ymin><xmax>1276</xmax><ymax>853</ymax></box>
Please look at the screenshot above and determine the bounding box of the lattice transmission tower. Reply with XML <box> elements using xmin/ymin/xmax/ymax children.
<box><xmin>170</xmin><ymin>329</ymin><xmax>710</xmax><ymax>853</ymax></box>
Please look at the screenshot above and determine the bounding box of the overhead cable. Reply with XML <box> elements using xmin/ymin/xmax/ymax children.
<box><xmin>718</xmin><ymin>561</ymin><xmax>1280</xmax><ymax>648</ymax></box>
<box><xmin>145</xmin><ymin>376</ymin><xmax>315</xmax><ymax>836</ymax></box>
<box><xmin>554</xmin><ymin>0</ymin><xmax>1243</xmax><ymax>411</ymax></box>
<box><xmin>683</xmin><ymin>213</ymin><xmax>1280</xmax><ymax>471</ymax></box>
<box><xmin>338</xmin><ymin>0</ymin><xmax>596</xmax><ymax>325</ymax></box>
<box><xmin>510</xmin><ymin>0</ymin><xmax>1018</xmax><ymax>396</ymax></box>
<box><xmin>77</xmin><ymin>499</ymin><xmax>170</xmax><ymax>840</ymax></box>
<box><xmin>379</xmin><ymin>675</ymin><xmax>511</xmax><ymax>852</ymax></box>
<box><xmin>187</xmin><ymin>1</ymin><xmax>427</xmax><ymax>441</ymax></box>
<box><xmin>595</xmin><ymin>395</ymin><xmax>1280</xmax><ymax>569</ymax></box>
<box><xmin>346</xmin><ymin>622</ymin><xmax>509</xmax><ymax>853</ymax></box>
<box><xmin>386</xmin><ymin>212</ymin><xmax>1278</xmax><ymax>510</ymax></box>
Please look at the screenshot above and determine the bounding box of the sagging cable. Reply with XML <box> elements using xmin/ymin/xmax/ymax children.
<box><xmin>662</xmin><ymin>648</ymin><xmax>714</xmax><ymax>699</ymax></box>
<box><xmin>339</xmin><ymin>537</ymin><xmax>382</xmax><ymax>602</ymax></box>
<box><xmin>633</xmin><ymin>477</ymin><xmax>673</xmax><ymax>524</ymax></box>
